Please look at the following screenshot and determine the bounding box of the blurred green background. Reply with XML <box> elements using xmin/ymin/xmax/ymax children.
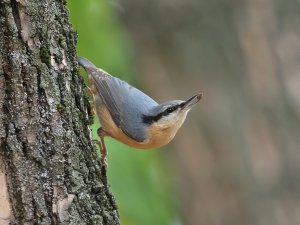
<box><xmin>69</xmin><ymin>1</ymin><xmax>300</xmax><ymax>225</ymax></box>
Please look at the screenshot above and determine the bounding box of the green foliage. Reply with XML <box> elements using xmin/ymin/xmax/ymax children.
<box><xmin>68</xmin><ymin>1</ymin><xmax>178</xmax><ymax>225</ymax></box>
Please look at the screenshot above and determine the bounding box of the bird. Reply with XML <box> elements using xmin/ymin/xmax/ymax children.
<box><xmin>77</xmin><ymin>57</ymin><xmax>202</xmax><ymax>166</ymax></box>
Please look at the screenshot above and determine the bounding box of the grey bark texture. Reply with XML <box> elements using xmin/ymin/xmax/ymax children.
<box><xmin>119</xmin><ymin>0</ymin><xmax>300</xmax><ymax>225</ymax></box>
<box><xmin>0</xmin><ymin>1</ymin><xmax>119</xmax><ymax>224</ymax></box>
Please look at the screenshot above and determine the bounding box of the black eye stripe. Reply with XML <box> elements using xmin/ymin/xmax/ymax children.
<box><xmin>166</xmin><ymin>105</ymin><xmax>179</xmax><ymax>113</ymax></box>
<box><xmin>142</xmin><ymin>105</ymin><xmax>180</xmax><ymax>124</ymax></box>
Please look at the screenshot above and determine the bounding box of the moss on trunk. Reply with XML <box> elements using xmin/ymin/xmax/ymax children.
<box><xmin>0</xmin><ymin>0</ymin><xmax>119</xmax><ymax>224</ymax></box>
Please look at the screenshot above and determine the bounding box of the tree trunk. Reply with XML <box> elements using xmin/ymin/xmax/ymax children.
<box><xmin>0</xmin><ymin>1</ymin><xmax>119</xmax><ymax>224</ymax></box>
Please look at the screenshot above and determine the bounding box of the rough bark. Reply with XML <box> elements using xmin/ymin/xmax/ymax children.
<box><xmin>0</xmin><ymin>1</ymin><xmax>119</xmax><ymax>224</ymax></box>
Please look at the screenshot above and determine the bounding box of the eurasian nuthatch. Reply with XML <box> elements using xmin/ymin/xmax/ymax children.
<box><xmin>78</xmin><ymin>57</ymin><xmax>202</xmax><ymax>165</ymax></box>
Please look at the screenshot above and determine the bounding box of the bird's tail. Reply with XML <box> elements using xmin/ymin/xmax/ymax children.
<box><xmin>77</xmin><ymin>57</ymin><xmax>97</xmax><ymax>70</ymax></box>
<box><xmin>77</xmin><ymin>57</ymin><xmax>110</xmax><ymax>77</ymax></box>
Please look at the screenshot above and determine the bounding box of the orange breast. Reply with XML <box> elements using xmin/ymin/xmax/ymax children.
<box><xmin>96</xmin><ymin>105</ymin><xmax>175</xmax><ymax>149</ymax></box>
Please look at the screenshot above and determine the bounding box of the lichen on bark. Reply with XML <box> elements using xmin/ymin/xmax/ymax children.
<box><xmin>0</xmin><ymin>0</ymin><xmax>119</xmax><ymax>224</ymax></box>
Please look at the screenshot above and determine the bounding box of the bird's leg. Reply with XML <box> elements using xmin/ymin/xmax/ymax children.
<box><xmin>87</xmin><ymin>86</ymin><xmax>96</xmax><ymax>116</ymax></box>
<box><xmin>97</xmin><ymin>127</ymin><xmax>108</xmax><ymax>167</ymax></box>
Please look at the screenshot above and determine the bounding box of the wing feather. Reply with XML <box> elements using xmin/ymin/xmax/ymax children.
<box><xmin>91</xmin><ymin>70</ymin><xmax>158</xmax><ymax>142</ymax></box>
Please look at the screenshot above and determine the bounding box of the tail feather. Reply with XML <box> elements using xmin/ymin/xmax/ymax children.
<box><xmin>77</xmin><ymin>57</ymin><xmax>111</xmax><ymax>77</ymax></box>
<box><xmin>77</xmin><ymin>57</ymin><xmax>97</xmax><ymax>69</ymax></box>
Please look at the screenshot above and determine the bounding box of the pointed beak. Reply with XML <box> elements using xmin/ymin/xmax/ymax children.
<box><xmin>181</xmin><ymin>93</ymin><xmax>203</xmax><ymax>110</ymax></box>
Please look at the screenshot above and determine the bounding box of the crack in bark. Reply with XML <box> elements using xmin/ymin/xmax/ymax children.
<box><xmin>10</xmin><ymin>0</ymin><xmax>21</xmax><ymax>34</ymax></box>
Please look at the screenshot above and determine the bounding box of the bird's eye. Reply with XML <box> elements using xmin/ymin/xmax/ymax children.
<box><xmin>166</xmin><ymin>106</ymin><xmax>176</xmax><ymax>113</ymax></box>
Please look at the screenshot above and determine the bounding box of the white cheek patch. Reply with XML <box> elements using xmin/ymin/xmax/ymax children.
<box><xmin>158</xmin><ymin>110</ymin><xmax>187</xmax><ymax>130</ymax></box>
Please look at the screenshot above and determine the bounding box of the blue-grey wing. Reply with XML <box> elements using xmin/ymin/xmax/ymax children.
<box><xmin>92</xmin><ymin>70</ymin><xmax>158</xmax><ymax>142</ymax></box>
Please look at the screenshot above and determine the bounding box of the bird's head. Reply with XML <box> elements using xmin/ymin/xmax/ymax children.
<box><xmin>143</xmin><ymin>93</ymin><xmax>202</xmax><ymax>132</ymax></box>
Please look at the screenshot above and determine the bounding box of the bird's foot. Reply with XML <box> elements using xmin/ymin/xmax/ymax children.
<box><xmin>92</xmin><ymin>139</ymin><xmax>107</xmax><ymax>168</ymax></box>
<box><xmin>87</xmin><ymin>86</ymin><xmax>96</xmax><ymax>116</ymax></box>
<box><xmin>97</xmin><ymin>127</ymin><xmax>108</xmax><ymax>168</ymax></box>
